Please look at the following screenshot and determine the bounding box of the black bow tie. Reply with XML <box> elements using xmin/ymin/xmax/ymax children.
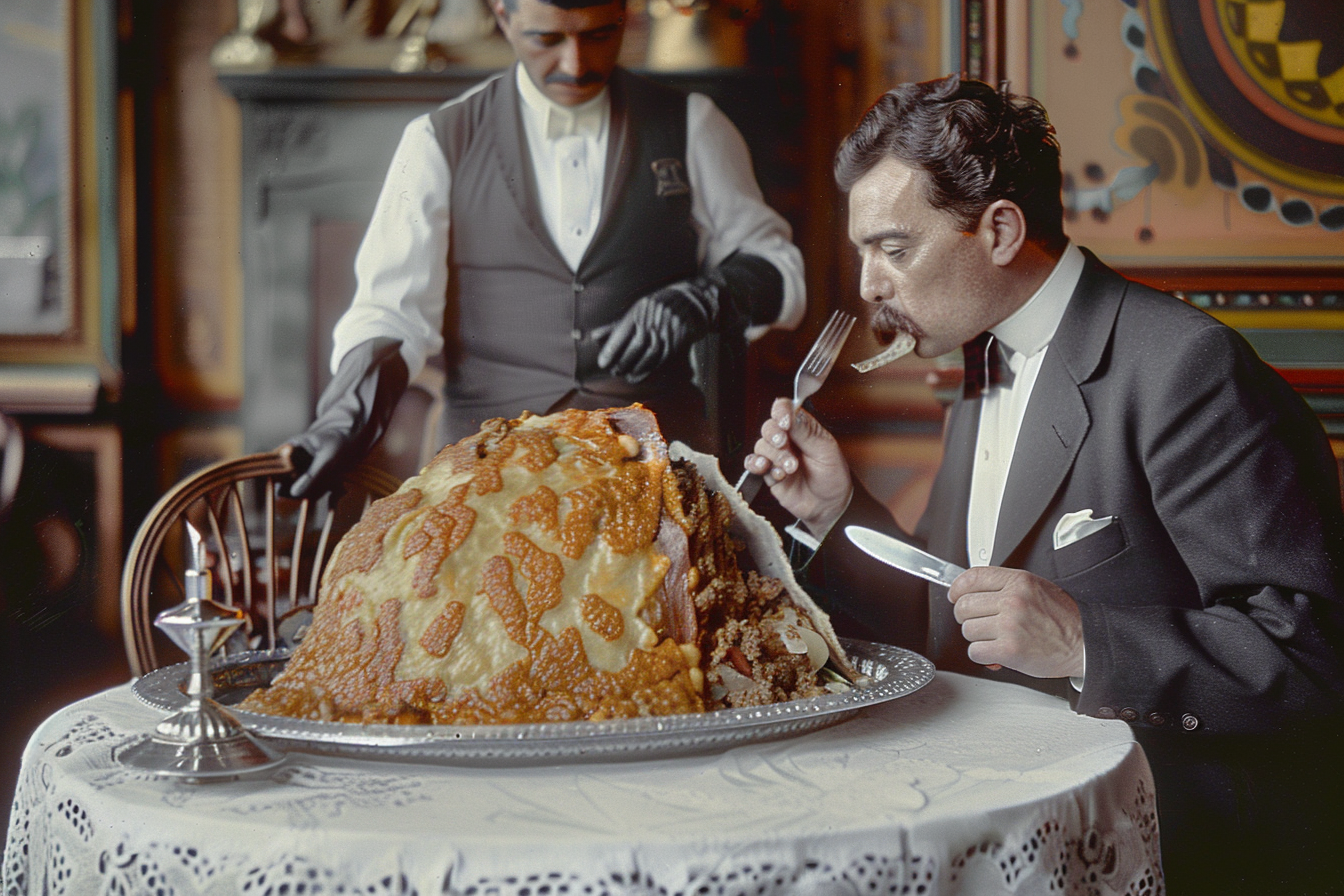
<box><xmin>963</xmin><ymin>332</ymin><xmax>1005</xmax><ymax>398</ymax></box>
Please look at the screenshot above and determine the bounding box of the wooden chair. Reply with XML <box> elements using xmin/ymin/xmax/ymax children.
<box><xmin>120</xmin><ymin>445</ymin><xmax>401</xmax><ymax>677</ymax></box>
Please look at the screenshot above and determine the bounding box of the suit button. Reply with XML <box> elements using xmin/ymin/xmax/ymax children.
<box><xmin>1181</xmin><ymin>713</ymin><xmax>1200</xmax><ymax>731</ymax></box>
<box><xmin>1119</xmin><ymin>707</ymin><xmax>1139</xmax><ymax>723</ymax></box>
<box><xmin>1146</xmin><ymin>712</ymin><xmax>1167</xmax><ymax>727</ymax></box>
<box><xmin>1097</xmin><ymin>706</ymin><xmax>1117</xmax><ymax>720</ymax></box>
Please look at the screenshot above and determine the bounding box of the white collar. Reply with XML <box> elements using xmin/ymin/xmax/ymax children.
<box><xmin>515</xmin><ymin>63</ymin><xmax>609</xmax><ymax>139</ymax></box>
<box><xmin>991</xmin><ymin>242</ymin><xmax>1085</xmax><ymax>359</ymax></box>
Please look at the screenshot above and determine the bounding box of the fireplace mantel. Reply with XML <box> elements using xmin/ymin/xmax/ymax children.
<box><xmin>217</xmin><ymin>64</ymin><xmax>772</xmax><ymax>104</ymax></box>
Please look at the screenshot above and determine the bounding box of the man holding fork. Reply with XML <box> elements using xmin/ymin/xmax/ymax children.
<box><xmin>745</xmin><ymin>75</ymin><xmax>1344</xmax><ymax>894</ymax></box>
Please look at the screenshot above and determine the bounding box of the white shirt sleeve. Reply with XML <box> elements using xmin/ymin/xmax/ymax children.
<box><xmin>329</xmin><ymin>114</ymin><xmax>450</xmax><ymax>379</ymax></box>
<box><xmin>685</xmin><ymin>93</ymin><xmax>805</xmax><ymax>337</ymax></box>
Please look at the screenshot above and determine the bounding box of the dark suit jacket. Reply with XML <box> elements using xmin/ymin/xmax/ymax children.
<box><xmin>817</xmin><ymin>250</ymin><xmax>1344</xmax><ymax>892</ymax></box>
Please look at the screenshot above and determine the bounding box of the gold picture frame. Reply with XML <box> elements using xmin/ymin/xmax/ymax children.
<box><xmin>0</xmin><ymin>0</ymin><xmax>119</xmax><ymax>408</ymax></box>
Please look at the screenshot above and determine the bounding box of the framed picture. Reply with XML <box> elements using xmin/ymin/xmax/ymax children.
<box><xmin>961</xmin><ymin>0</ymin><xmax>1344</xmax><ymax>271</ymax></box>
<box><xmin>0</xmin><ymin>0</ymin><xmax>119</xmax><ymax>396</ymax></box>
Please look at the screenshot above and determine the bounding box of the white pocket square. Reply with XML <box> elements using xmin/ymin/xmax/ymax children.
<box><xmin>1053</xmin><ymin>509</ymin><xmax>1115</xmax><ymax>550</ymax></box>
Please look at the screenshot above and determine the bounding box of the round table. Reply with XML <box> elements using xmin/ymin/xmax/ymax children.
<box><xmin>4</xmin><ymin>671</ymin><xmax>1162</xmax><ymax>895</ymax></box>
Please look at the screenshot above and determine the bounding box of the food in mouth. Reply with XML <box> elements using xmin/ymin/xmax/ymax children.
<box><xmin>239</xmin><ymin>406</ymin><xmax>855</xmax><ymax>725</ymax></box>
<box><xmin>852</xmin><ymin>330</ymin><xmax>916</xmax><ymax>373</ymax></box>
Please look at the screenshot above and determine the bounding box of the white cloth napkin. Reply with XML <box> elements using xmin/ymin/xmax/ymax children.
<box><xmin>1053</xmin><ymin>509</ymin><xmax>1114</xmax><ymax>550</ymax></box>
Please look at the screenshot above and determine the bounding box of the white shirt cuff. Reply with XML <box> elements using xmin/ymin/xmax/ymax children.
<box><xmin>782</xmin><ymin>489</ymin><xmax>854</xmax><ymax>553</ymax></box>
<box><xmin>784</xmin><ymin>521</ymin><xmax>821</xmax><ymax>552</ymax></box>
<box><xmin>1069</xmin><ymin>646</ymin><xmax>1086</xmax><ymax>692</ymax></box>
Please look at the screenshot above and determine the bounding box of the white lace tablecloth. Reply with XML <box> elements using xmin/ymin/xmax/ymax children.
<box><xmin>4</xmin><ymin>671</ymin><xmax>1162</xmax><ymax>896</ymax></box>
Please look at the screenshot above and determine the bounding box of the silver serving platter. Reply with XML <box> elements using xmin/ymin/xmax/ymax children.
<box><xmin>133</xmin><ymin>639</ymin><xmax>934</xmax><ymax>764</ymax></box>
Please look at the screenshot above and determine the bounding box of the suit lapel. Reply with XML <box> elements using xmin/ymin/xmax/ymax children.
<box><xmin>991</xmin><ymin>251</ymin><xmax>1126</xmax><ymax>566</ymax></box>
<box><xmin>991</xmin><ymin>351</ymin><xmax>1088</xmax><ymax>564</ymax></box>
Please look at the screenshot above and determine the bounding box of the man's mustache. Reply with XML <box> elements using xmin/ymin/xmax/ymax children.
<box><xmin>546</xmin><ymin>72</ymin><xmax>607</xmax><ymax>87</ymax></box>
<box><xmin>871</xmin><ymin>303</ymin><xmax>923</xmax><ymax>346</ymax></box>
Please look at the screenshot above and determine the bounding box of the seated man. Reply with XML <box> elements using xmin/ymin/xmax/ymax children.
<box><xmin>745</xmin><ymin>75</ymin><xmax>1344</xmax><ymax>894</ymax></box>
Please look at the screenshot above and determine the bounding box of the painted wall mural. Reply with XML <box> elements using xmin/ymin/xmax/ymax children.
<box><xmin>1034</xmin><ymin>0</ymin><xmax>1343</xmax><ymax>267</ymax></box>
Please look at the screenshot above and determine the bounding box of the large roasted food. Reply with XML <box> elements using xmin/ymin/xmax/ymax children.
<box><xmin>240</xmin><ymin>406</ymin><xmax>852</xmax><ymax>725</ymax></box>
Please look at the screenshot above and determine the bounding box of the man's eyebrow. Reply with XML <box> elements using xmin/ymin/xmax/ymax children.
<box><xmin>855</xmin><ymin>227</ymin><xmax>913</xmax><ymax>246</ymax></box>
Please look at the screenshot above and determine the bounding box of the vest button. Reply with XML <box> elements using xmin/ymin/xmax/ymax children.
<box><xmin>1119</xmin><ymin>707</ymin><xmax>1139</xmax><ymax>723</ymax></box>
<box><xmin>1097</xmin><ymin>706</ymin><xmax>1117</xmax><ymax>720</ymax></box>
<box><xmin>1181</xmin><ymin>713</ymin><xmax>1200</xmax><ymax>731</ymax></box>
<box><xmin>572</xmin><ymin>281</ymin><xmax>585</xmax><ymax>292</ymax></box>
<box><xmin>1146</xmin><ymin>712</ymin><xmax>1167</xmax><ymax>727</ymax></box>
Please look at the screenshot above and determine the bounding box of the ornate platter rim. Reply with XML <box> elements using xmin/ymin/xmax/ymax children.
<box><xmin>131</xmin><ymin>639</ymin><xmax>934</xmax><ymax>762</ymax></box>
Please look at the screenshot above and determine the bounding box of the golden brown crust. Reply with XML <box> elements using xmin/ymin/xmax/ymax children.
<box><xmin>239</xmin><ymin>406</ymin><xmax>841</xmax><ymax>725</ymax></box>
<box><xmin>324</xmin><ymin>490</ymin><xmax>422</xmax><ymax>584</ymax></box>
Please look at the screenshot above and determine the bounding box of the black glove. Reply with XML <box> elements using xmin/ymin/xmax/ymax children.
<box><xmin>285</xmin><ymin>336</ymin><xmax>409</xmax><ymax>499</ymax></box>
<box><xmin>596</xmin><ymin>252</ymin><xmax>784</xmax><ymax>383</ymax></box>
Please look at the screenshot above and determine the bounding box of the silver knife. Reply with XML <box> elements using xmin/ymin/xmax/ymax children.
<box><xmin>844</xmin><ymin>525</ymin><xmax>967</xmax><ymax>587</ymax></box>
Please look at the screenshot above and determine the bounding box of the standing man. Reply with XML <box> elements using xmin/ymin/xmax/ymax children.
<box><xmin>287</xmin><ymin>0</ymin><xmax>804</xmax><ymax>497</ymax></box>
<box><xmin>746</xmin><ymin>75</ymin><xmax>1344</xmax><ymax>894</ymax></box>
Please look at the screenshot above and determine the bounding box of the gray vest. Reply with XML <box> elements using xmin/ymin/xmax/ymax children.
<box><xmin>431</xmin><ymin>69</ymin><xmax>702</xmax><ymax>443</ymax></box>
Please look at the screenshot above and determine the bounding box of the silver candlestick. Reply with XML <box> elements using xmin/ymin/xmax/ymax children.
<box><xmin>120</xmin><ymin>522</ymin><xmax>285</xmax><ymax>782</ymax></box>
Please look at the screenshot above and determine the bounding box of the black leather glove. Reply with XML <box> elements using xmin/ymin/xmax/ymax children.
<box><xmin>596</xmin><ymin>252</ymin><xmax>784</xmax><ymax>383</ymax></box>
<box><xmin>284</xmin><ymin>336</ymin><xmax>409</xmax><ymax>499</ymax></box>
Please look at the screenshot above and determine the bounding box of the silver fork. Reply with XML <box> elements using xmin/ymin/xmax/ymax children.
<box><xmin>735</xmin><ymin>310</ymin><xmax>857</xmax><ymax>503</ymax></box>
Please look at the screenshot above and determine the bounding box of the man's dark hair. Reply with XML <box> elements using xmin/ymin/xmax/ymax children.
<box><xmin>500</xmin><ymin>0</ymin><xmax>627</xmax><ymax>10</ymax></box>
<box><xmin>835</xmin><ymin>75</ymin><xmax>1067</xmax><ymax>251</ymax></box>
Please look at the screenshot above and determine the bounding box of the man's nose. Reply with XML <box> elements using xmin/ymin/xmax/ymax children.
<box><xmin>559</xmin><ymin>37</ymin><xmax>586</xmax><ymax>77</ymax></box>
<box><xmin>858</xmin><ymin>260</ymin><xmax>888</xmax><ymax>304</ymax></box>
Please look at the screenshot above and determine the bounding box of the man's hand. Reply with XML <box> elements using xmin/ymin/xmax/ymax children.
<box><xmin>595</xmin><ymin>279</ymin><xmax>712</xmax><ymax>382</ymax></box>
<box><xmin>596</xmin><ymin>253</ymin><xmax>784</xmax><ymax>383</ymax></box>
<box><xmin>285</xmin><ymin>337</ymin><xmax>408</xmax><ymax>499</ymax></box>
<box><xmin>743</xmin><ymin>398</ymin><xmax>853</xmax><ymax>535</ymax></box>
<box><xmin>948</xmin><ymin>567</ymin><xmax>1085</xmax><ymax>679</ymax></box>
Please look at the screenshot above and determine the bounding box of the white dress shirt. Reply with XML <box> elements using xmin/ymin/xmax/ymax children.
<box><xmin>330</xmin><ymin>64</ymin><xmax>806</xmax><ymax>380</ymax></box>
<box><xmin>516</xmin><ymin>68</ymin><xmax>609</xmax><ymax>271</ymax></box>
<box><xmin>966</xmin><ymin>242</ymin><xmax>1085</xmax><ymax>566</ymax></box>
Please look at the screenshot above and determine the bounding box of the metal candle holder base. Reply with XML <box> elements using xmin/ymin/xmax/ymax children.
<box><xmin>120</xmin><ymin>522</ymin><xmax>285</xmax><ymax>782</ymax></box>
<box><xmin>119</xmin><ymin>701</ymin><xmax>286</xmax><ymax>782</ymax></box>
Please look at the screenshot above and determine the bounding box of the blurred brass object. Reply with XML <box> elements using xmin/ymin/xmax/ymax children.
<box><xmin>386</xmin><ymin>0</ymin><xmax>436</xmax><ymax>38</ymax></box>
<box><xmin>645</xmin><ymin>0</ymin><xmax>761</xmax><ymax>70</ymax></box>
<box><xmin>211</xmin><ymin>0</ymin><xmax>278</xmax><ymax>71</ymax></box>
<box><xmin>426</xmin><ymin>0</ymin><xmax>497</xmax><ymax>47</ymax></box>
<box><xmin>388</xmin><ymin>0</ymin><xmax>437</xmax><ymax>72</ymax></box>
<box><xmin>211</xmin><ymin>0</ymin><xmax>501</xmax><ymax>73</ymax></box>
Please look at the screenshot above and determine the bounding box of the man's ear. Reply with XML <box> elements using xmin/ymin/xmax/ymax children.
<box><xmin>978</xmin><ymin>200</ymin><xmax>1027</xmax><ymax>267</ymax></box>
<box><xmin>490</xmin><ymin>0</ymin><xmax>509</xmax><ymax>27</ymax></box>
